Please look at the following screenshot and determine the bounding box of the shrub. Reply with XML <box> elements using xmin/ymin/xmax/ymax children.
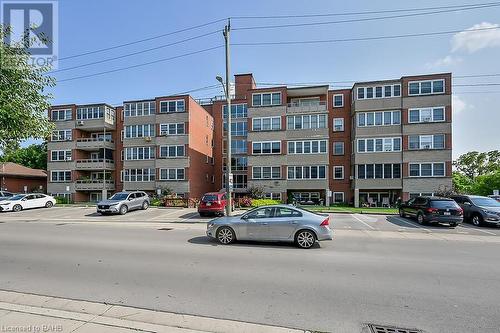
<box><xmin>150</xmin><ymin>198</ymin><xmax>162</xmax><ymax>207</ymax></box>
<box><xmin>237</xmin><ymin>196</ymin><xmax>252</xmax><ymax>207</ymax></box>
<box><xmin>54</xmin><ymin>196</ymin><xmax>72</xmax><ymax>204</ymax></box>
<box><xmin>251</xmin><ymin>199</ymin><xmax>280</xmax><ymax>207</ymax></box>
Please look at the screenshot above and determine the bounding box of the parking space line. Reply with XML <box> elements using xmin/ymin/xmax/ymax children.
<box><xmin>392</xmin><ymin>216</ymin><xmax>432</xmax><ymax>233</ymax></box>
<box><xmin>458</xmin><ymin>225</ymin><xmax>497</xmax><ymax>236</ymax></box>
<box><xmin>352</xmin><ymin>214</ymin><xmax>375</xmax><ymax>230</ymax></box>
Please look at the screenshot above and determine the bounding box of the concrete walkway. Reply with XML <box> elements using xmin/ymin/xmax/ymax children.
<box><xmin>0</xmin><ymin>290</ymin><xmax>305</xmax><ymax>333</ymax></box>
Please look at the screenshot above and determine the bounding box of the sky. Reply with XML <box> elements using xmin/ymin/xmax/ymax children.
<box><xmin>31</xmin><ymin>0</ymin><xmax>500</xmax><ymax>157</ymax></box>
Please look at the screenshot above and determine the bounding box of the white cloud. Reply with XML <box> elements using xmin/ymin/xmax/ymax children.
<box><xmin>452</xmin><ymin>95</ymin><xmax>467</xmax><ymax>114</ymax></box>
<box><xmin>426</xmin><ymin>55</ymin><xmax>462</xmax><ymax>69</ymax></box>
<box><xmin>452</xmin><ymin>22</ymin><xmax>500</xmax><ymax>53</ymax></box>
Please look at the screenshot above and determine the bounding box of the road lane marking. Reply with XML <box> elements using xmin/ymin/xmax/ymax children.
<box><xmin>352</xmin><ymin>214</ymin><xmax>376</xmax><ymax>230</ymax></box>
<box><xmin>392</xmin><ymin>216</ymin><xmax>432</xmax><ymax>233</ymax></box>
<box><xmin>458</xmin><ymin>225</ymin><xmax>497</xmax><ymax>236</ymax></box>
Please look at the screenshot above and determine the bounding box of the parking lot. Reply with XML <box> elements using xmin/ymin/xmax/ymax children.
<box><xmin>0</xmin><ymin>206</ymin><xmax>499</xmax><ymax>237</ymax></box>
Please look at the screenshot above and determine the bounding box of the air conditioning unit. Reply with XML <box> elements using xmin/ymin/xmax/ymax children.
<box><xmin>422</xmin><ymin>144</ymin><xmax>432</xmax><ymax>149</ymax></box>
<box><xmin>144</xmin><ymin>136</ymin><xmax>152</xmax><ymax>142</ymax></box>
<box><xmin>422</xmin><ymin>117</ymin><xmax>432</xmax><ymax>122</ymax></box>
<box><xmin>66</xmin><ymin>157</ymin><xmax>72</xmax><ymax>161</ymax></box>
<box><xmin>77</xmin><ymin>120</ymin><xmax>85</xmax><ymax>126</ymax></box>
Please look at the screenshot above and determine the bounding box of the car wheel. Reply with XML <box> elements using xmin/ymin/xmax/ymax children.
<box><xmin>119</xmin><ymin>205</ymin><xmax>128</xmax><ymax>215</ymax></box>
<box><xmin>471</xmin><ymin>214</ymin><xmax>483</xmax><ymax>227</ymax></box>
<box><xmin>450</xmin><ymin>223</ymin><xmax>458</xmax><ymax>228</ymax></box>
<box><xmin>199</xmin><ymin>212</ymin><xmax>206</xmax><ymax>217</ymax></box>
<box><xmin>141</xmin><ymin>201</ymin><xmax>149</xmax><ymax>210</ymax></box>
<box><xmin>13</xmin><ymin>204</ymin><xmax>22</xmax><ymax>212</ymax></box>
<box><xmin>45</xmin><ymin>201</ymin><xmax>53</xmax><ymax>208</ymax></box>
<box><xmin>399</xmin><ymin>209</ymin><xmax>406</xmax><ymax>218</ymax></box>
<box><xmin>295</xmin><ymin>230</ymin><xmax>316</xmax><ymax>249</ymax></box>
<box><xmin>217</xmin><ymin>227</ymin><xmax>235</xmax><ymax>245</ymax></box>
<box><xmin>417</xmin><ymin>212</ymin><xmax>426</xmax><ymax>225</ymax></box>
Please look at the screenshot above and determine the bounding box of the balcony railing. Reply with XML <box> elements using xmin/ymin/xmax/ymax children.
<box><xmin>287</xmin><ymin>101</ymin><xmax>327</xmax><ymax>113</ymax></box>
<box><xmin>76</xmin><ymin>138</ymin><xmax>115</xmax><ymax>150</ymax></box>
<box><xmin>75</xmin><ymin>179</ymin><xmax>115</xmax><ymax>191</ymax></box>
<box><xmin>76</xmin><ymin>137</ymin><xmax>113</xmax><ymax>143</ymax></box>
<box><xmin>75</xmin><ymin>159</ymin><xmax>115</xmax><ymax>170</ymax></box>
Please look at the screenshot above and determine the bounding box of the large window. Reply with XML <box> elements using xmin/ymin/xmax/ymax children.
<box><xmin>252</xmin><ymin>141</ymin><xmax>281</xmax><ymax>154</ymax></box>
<box><xmin>77</xmin><ymin>106</ymin><xmax>104</xmax><ymax>120</ymax></box>
<box><xmin>50</xmin><ymin>170</ymin><xmax>71</xmax><ymax>182</ymax></box>
<box><xmin>333</xmin><ymin>166</ymin><xmax>344</xmax><ymax>179</ymax></box>
<box><xmin>288</xmin><ymin>140</ymin><xmax>327</xmax><ymax>154</ymax></box>
<box><xmin>357</xmin><ymin>84</ymin><xmax>401</xmax><ymax>99</ymax></box>
<box><xmin>159</xmin><ymin>145</ymin><xmax>185</xmax><ymax>158</ymax></box>
<box><xmin>123</xmin><ymin>168</ymin><xmax>156</xmax><ymax>182</ymax></box>
<box><xmin>124</xmin><ymin>124</ymin><xmax>155</xmax><ymax>138</ymax></box>
<box><xmin>357</xmin><ymin>111</ymin><xmax>401</xmax><ymax>127</ymax></box>
<box><xmin>159</xmin><ymin>168</ymin><xmax>185</xmax><ymax>180</ymax></box>
<box><xmin>125</xmin><ymin>147</ymin><xmax>155</xmax><ymax>160</ymax></box>
<box><xmin>408</xmin><ymin>79</ymin><xmax>445</xmax><ymax>95</ymax></box>
<box><xmin>333</xmin><ymin>142</ymin><xmax>344</xmax><ymax>155</ymax></box>
<box><xmin>409</xmin><ymin>163</ymin><xmax>446</xmax><ymax>177</ymax></box>
<box><xmin>52</xmin><ymin>109</ymin><xmax>72</xmax><ymax>121</ymax></box>
<box><xmin>408</xmin><ymin>107</ymin><xmax>445</xmax><ymax>123</ymax></box>
<box><xmin>225</xmin><ymin>140</ymin><xmax>247</xmax><ymax>154</ymax></box>
<box><xmin>224</xmin><ymin>121</ymin><xmax>247</xmax><ymax>136</ymax></box>
<box><xmin>333</xmin><ymin>118</ymin><xmax>344</xmax><ymax>131</ymax></box>
<box><xmin>230</xmin><ymin>156</ymin><xmax>247</xmax><ymax>171</ymax></box>
<box><xmin>159</xmin><ymin>123</ymin><xmax>185</xmax><ymax>135</ymax></box>
<box><xmin>357</xmin><ymin>137</ymin><xmax>401</xmax><ymax>153</ymax></box>
<box><xmin>159</xmin><ymin>100</ymin><xmax>185</xmax><ymax>113</ymax></box>
<box><xmin>252</xmin><ymin>92</ymin><xmax>281</xmax><ymax>106</ymax></box>
<box><xmin>51</xmin><ymin>130</ymin><xmax>72</xmax><ymax>141</ymax></box>
<box><xmin>252</xmin><ymin>166</ymin><xmax>281</xmax><ymax>179</ymax></box>
<box><xmin>287</xmin><ymin>114</ymin><xmax>327</xmax><ymax>130</ymax></box>
<box><xmin>409</xmin><ymin>134</ymin><xmax>445</xmax><ymax>150</ymax></box>
<box><xmin>357</xmin><ymin>164</ymin><xmax>401</xmax><ymax>179</ymax></box>
<box><xmin>287</xmin><ymin>166</ymin><xmax>327</xmax><ymax>179</ymax></box>
<box><xmin>223</xmin><ymin>103</ymin><xmax>247</xmax><ymax>119</ymax></box>
<box><xmin>124</xmin><ymin>101</ymin><xmax>156</xmax><ymax>117</ymax></box>
<box><xmin>51</xmin><ymin>150</ymin><xmax>72</xmax><ymax>161</ymax></box>
<box><xmin>252</xmin><ymin>116</ymin><xmax>281</xmax><ymax>131</ymax></box>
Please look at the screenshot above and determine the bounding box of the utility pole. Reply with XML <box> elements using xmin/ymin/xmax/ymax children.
<box><xmin>223</xmin><ymin>19</ymin><xmax>232</xmax><ymax>216</ymax></box>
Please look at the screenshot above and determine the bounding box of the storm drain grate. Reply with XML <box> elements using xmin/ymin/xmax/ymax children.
<box><xmin>368</xmin><ymin>324</ymin><xmax>422</xmax><ymax>333</ymax></box>
<box><xmin>157</xmin><ymin>228</ymin><xmax>173</xmax><ymax>231</ymax></box>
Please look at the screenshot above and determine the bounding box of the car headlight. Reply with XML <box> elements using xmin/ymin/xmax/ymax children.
<box><xmin>207</xmin><ymin>222</ymin><xmax>215</xmax><ymax>228</ymax></box>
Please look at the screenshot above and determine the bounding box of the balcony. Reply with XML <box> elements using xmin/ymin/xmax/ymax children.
<box><xmin>287</xmin><ymin>101</ymin><xmax>327</xmax><ymax>114</ymax></box>
<box><xmin>75</xmin><ymin>118</ymin><xmax>115</xmax><ymax>131</ymax></box>
<box><xmin>75</xmin><ymin>179</ymin><xmax>115</xmax><ymax>191</ymax></box>
<box><xmin>75</xmin><ymin>159</ymin><xmax>115</xmax><ymax>170</ymax></box>
<box><xmin>76</xmin><ymin>138</ymin><xmax>115</xmax><ymax>151</ymax></box>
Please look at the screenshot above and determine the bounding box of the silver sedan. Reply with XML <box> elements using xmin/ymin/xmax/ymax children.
<box><xmin>206</xmin><ymin>205</ymin><xmax>333</xmax><ymax>249</ymax></box>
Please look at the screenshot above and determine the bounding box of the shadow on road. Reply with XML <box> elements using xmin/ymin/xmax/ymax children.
<box><xmin>386</xmin><ymin>215</ymin><xmax>458</xmax><ymax>229</ymax></box>
<box><xmin>188</xmin><ymin>236</ymin><xmax>321</xmax><ymax>250</ymax></box>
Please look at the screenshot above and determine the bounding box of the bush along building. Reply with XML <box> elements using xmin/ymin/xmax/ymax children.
<box><xmin>47</xmin><ymin>72</ymin><xmax>452</xmax><ymax>206</ymax></box>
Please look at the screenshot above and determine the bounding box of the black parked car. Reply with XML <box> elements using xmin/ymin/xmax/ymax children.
<box><xmin>450</xmin><ymin>195</ymin><xmax>500</xmax><ymax>227</ymax></box>
<box><xmin>399</xmin><ymin>196</ymin><xmax>463</xmax><ymax>227</ymax></box>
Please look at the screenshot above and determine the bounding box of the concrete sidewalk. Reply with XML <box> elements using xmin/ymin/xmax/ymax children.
<box><xmin>0</xmin><ymin>290</ymin><xmax>306</xmax><ymax>333</ymax></box>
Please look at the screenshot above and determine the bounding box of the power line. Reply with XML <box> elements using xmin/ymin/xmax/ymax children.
<box><xmin>231</xmin><ymin>1</ymin><xmax>500</xmax><ymax>19</ymax></box>
<box><xmin>59</xmin><ymin>18</ymin><xmax>227</xmax><ymax>61</ymax></box>
<box><xmin>57</xmin><ymin>45</ymin><xmax>223</xmax><ymax>83</ymax></box>
<box><xmin>454</xmin><ymin>73</ymin><xmax>500</xmax><ymax>78</ymax></box>
<box><xmin>233</xmin><ymin>3</ymin><xmax>500</xmax><ymax>31</ymax></box>
<box><xmin>50</xmin><ymin>30</ymin><xmax>220</xmax><ymax>74</ymax></box>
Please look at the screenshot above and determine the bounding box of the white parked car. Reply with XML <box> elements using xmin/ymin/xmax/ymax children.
<box><xmin>0</xmin><ymin>193</ymin><xmax>56</xmax><ymax>212</ymax></box>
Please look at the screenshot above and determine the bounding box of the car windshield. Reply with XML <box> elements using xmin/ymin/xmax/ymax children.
<box><xmin>9</xmin><ymin>194</ymin><xmax>25</xmax><ymax>201</ymax></box>
<box><xmin>431</xmin><ymin>200</ymin><xmax>459</xmax><ymax>209</ymax></box>
<box><xmin>202</xmin><ymin>195</ymin><xmax>218</xmax><ymax>202</ymax></box>
<box><xmin>471</xmin><ymin>197</ymin><xmax>500</xmax><ymax>207</ymax></box>
<box><xmin>109</xmin><ymin>193</ymin><xmax>129</xmax><ymax>200</ymax></box>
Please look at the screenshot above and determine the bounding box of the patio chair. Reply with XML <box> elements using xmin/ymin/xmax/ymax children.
<box><xmin>382</xmin><ymin>197</ymin><xmax>390</xmax><ymax>207</ymax></box>
<box><xmin>367</xmin><ymin>197</ymin><xmax>377</xmax><ymax>207</ymax></box>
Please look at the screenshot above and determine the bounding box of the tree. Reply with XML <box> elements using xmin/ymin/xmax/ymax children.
<box><xmin>452</xmin><ymin>172</ymin><xmax>474</xmax><ymax>194</ymax></box>
<box><xmin>453</xmin><ymin>150</ymin><xmax>500</xmax><ymax>180</ymax></box>
<box><xmin>0</xmin><ymin>25</ymin><xmax>55</xmax><ymax>151</ymax></box>
<box><xmin>0</xmin><ymin>143</ymin><xmax>47</xmax><ymax>170</ymax></box>
<box><xmin>471</xmin><ymin>171</ymin><xmax>500</xmax><ymax>197</ymax></box>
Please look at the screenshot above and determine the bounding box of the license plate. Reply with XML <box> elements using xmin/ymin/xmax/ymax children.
<box><xmin>206</xmin><ymin>203</ymin><xmax>211</xmax><ymax>206</ymax></box>
<box><xmin>444</xmin><ymin>212</ymin><xmax>451</xmax><ymax>216</ymax></box>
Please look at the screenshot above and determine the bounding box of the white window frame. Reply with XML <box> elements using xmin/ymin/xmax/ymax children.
<box><xmin>287</xmin><ymin>114</ymin><xmax>327</xmax><ymax>130</ymax></box>
<box><xmin>51</xmin><ymin>129</ymin><xmax>72</xmax><ymax>141</ymax></box>
<box><xmin>408</xmin><ymin>107</ymin><xmax>446</xmax><ymax>123</ymax></box>
<box><xmin>356</xmin><ymin>84</ymin><xmax>401</xmax><ymax>100</ymax></box>
<box><xmin>124</xmin><ymin>146</ymin><xmax>155</xmax><ymax>160</ymax></box>
<box><xmin>408</xmin><ymin>162</ymin><xmax>446</xmax><ymax>177</ymax></box>
<box><xmin>357</xmin><ymin>137</ymin><xmax>401</xmax><ymax>153</ymax></box>
<box><xmin>252</xmin><ymin>141</ymin><xmax>281</xmax><ymax>155</ymax></box>
<box><xmin>159</xmin><ymin>145</ymin><xmax>185</xmax><ymax>158</ymax></box>
<box><xmin>333</xmin><ymin>166</ymin><xmax>344</xmax><ymax>180</ymax></box>
<box><xmin>333</xmin><ymin>142</ymin><xmax>344</xmax><ymax>155</ymax></box>
<box><xmin>50</xmin><ymin>170</ymin><xmax>71</xmax><ymax>182</ymax></box>
<box><xmin>252</xmin><ymin>92</ymin><xmax>282</xmax><ymax>107</ymax></box>
<box><xmin>408</xmin><ymin>79</ymin><xmax>445</xmax><ymax>96</ymax></box>
<box><xmin>123</xmin><ymin>168</ymin><xmax>156</xmax><ymax>182</ymax></box>
<box><xmin>357</xmin><ymin>164</ymin><xmax>401</xmax><ymax>179</ymax></box>
<box><xmin>76</xmin><ymin>106</ymin><xmax>104</xmax><ymax>120</ymax></box>
<box><xmin>252</xmin><ymin>116</ymin><xmax>281</xmax><ymax>131</ymax></box>
<box><xmin>50</xmin><ymin>150</ymin><xmax>72</xmax><ymax>162</ymax></box>
<box><xmin>124</xmin><ymin>124</ymin><xmax>156</xmax><ymax>138</ymax></box>
<box><xmin>159</xmin><ymin>123</ymin><xmax>185</xmax><ymax>136</ymax></box>
<box><xmin>159</xmin><ymin>168</ymin><xmax>185</xmax><ymax>181</ymax></box>
<box><xmin>357</xmin><ymin>111</ymin><xmax>401</xmax><ymax>127</ymax></box>
<box><xmin>333</xmin><ymin>118</ymin><xmax>344</xmax><ymax>132</ymax></box>
<box><xmin>333</xmin><ymin>192</ymin><xmax>345</xmax><ymax>203</ymax></box>
<box><xmin>333</xmin><ymin>94</ymin><xmax>344</xmax><ymax>107</ymax></box>
<box><xmin>124</xmin><ymin>101</ymin><xmax>156</xmax><ymax>117</ymax></box>
<box><xmin>252</xmin><ymin>166</ymin><xmax>281</xmax><ymax>180</ymax></box>
<box><xmin>223</xmin><ymin>103</ymin><xmax>248</xmax><ymax>119</ymax></box>
<box><xmin>264</xmin><ymin>193</ymin><xmax>282</xmax><ymax>201</ymax></box>
<box><xmin>51</xmin><ymin>109</ymin><xmax>72</xmax><ymax>121</ymax></box>
<box><xmin>159</xmin><ymin>99</ymin><xmax>185</xmax><ymax>113</ymax></box>
<box><xmin>287</xmin><ymin>140</ymin><xmax>327</xmax><ymax>154</ymax></box>
<box><xmin>287</xmin><ymin>166</ymin><xmax>327</xmax><ymax>180</ymax></box>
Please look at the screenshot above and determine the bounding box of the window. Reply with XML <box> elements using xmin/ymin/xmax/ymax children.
<box><xmin>223</xmin><ymin>104</ymin><xmax>247</xmax><ymax>119</ymax></box>
<box><xmin>375</xmin><ymin>86</ymin><xmax>383</xmax><ymax>98</ymax></box>
<box><xmin>288</xmin><ymin>140</ymin><xmax>327</xmax><ymax>154</ymax></box>
<box><xmin>252</xmin><ymin>117</ymin><xmax>281</xmax><ymax>131</ymax></box>
<box><xmin>159</xmin><ymin>123</ymin><xmax>185</xmax><ymax>135</ymax></box>
<box><xmin>357</xmin><ymin>164</ymin><xmax>401</xmax><ymax>179</ymax></box>
<box><xmin>159</xmin><ymin>100</ymin><xmax>185</xmax><ymax>113</ymax></box>
<box><xmin>51</xmin><ymin>150</ymin><xmax>72</xmax><ymax>161</ymax></box>
<box><xmin>159</xmin><ymin>168</ymin><xmax>185</xmax><ymax>180</ymax></box>
<box><xmin>125</xmin><ymin>147</ymin><xmax>155</xmax><ymax>160</ymax></box>
<box><xmin>274</xmin><ymin>207</ymin><xmax>302</xmax><ymax>218</ymax></box>
<box><xmin>287</xmin><ymin>166</ymin><xmax>327</xmax><ymax>179</ymax></box>
<box><xmin>123</xmin><ymin>169</ymin><xmax>156</xmax><ymax>182</ymax></box>
<box><xmin>333</xmin><ymin>166</ymin><xmax>344</xmax><ymax>179</ymax></box>
<box><xmin>160</xmin><ymin>145</ymin><xmax>185</xmax><ymax>158</ymax></box>
<box><xmin>409</xmin><ymin>163</ymin><xmax>446</xmax><ymax>177</ymax></box>
<box><xmin>333</xmin><ymin>118</ymin><xmax>344</xmax><ymax>131</ymax></box>
<box><xmin>333</xmin><ymin>192</ymin><xmax>345</xmax><ymax>203</ymax></box>
<box><xmin>246</xmin><ymin>207</ymin><xmax>273</xmax><ymax>219</ymax></box>
<box><xmin>52</xmin><ymin>109</ymin><xmax>72</xmax><ymax>121</ymax></box>
<box><xmin>408</xmin><ymin>79</ymin><xmax>445</xmax><ymax>95</ymax></box>
<box><xmin>77</xmin><ymin>106</ymin><xmax>105</xmax><ymax>120</ymax></box>
<box><xmin>357</xmin><ymin>87</ymin><xmax>365</xmax><ymax>99</ymax></box>
<box><xmin>51</xmin><ymin>129</ymin><xmax>72</xmax><ymax>141</ymax></box>
<box><xmin>252</xmin><ymin>166</ymin><xmax>281</xmax><ymax>179</ymax></box>
<box><xmin>287</xmin><ymin>114</ymin><xmax>327</xmax><ymax>130</ymax></box>
<box><xmin>124</xmin><ymin>124</ymin><xmax>155</xmax><ymax>138</ymax></box>
<box><xmin>124</xmin><ymin>101</ymin><xmax>156</xmax><ymax>117</ymax></box>
<box><xmin>357</xmin><ymin>111</ymin><xmax>400</xmax><ymax>127</ymax></box>
<box><xmin>252</xmin><ymin>141</ymin><xmax>281</xmax><ymax>154</ymax></box>
<box><xmin>224</xmin><ymin>121</ymin><xmax>247</xmax><ymax>136</ymax></box>
<box><xmin>333</xmin><ymin>142</ymin><xmax>344</xmax><ymax>155</ymax></box>
<box><xmin>230</xmin><ymin>156</ymin><xmax>247</xmax><ymax>171</ymax></box>
<box><xmin>226</xmin><ymin>140</ymin><xmax>247</xmax><ymax>154</ymax></box>
<box><xmin>408</xmin><ymin>107</ymin><xmax>446</xmax><ymax>123</ymax></box>
<box><xmin>50</xmin><ymin>170</ymin><xmax>71</xmax><ymax>182</ymax></box>
<box><xmin>357</xmin><ymin>137</ymin><xmax>401</xmax><ymax>153</ymax></box>
<box><xmin>357</xmin><ymin>84</ymin><xmax>401</xmax><ymax>99</ymax></box>
<box><xmin>264</xmin><ymin>193</ymin><xmax>282</xmax><ymax>201</ymax></box>
<box><xmin>333</xmin><ymin>94</ymin><xmax>344</xmax><ymax>107</ymax></box>
<box><xmin>252</xmin><ymin>92</ymin><xmax>281</xmax><ymax>106</ymax></box>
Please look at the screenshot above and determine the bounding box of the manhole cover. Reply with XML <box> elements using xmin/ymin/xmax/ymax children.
<box><xmin>368</xmin><ymin>324</ymin><xmax>422</xmax><ymax>333</ymax></box>
<box><xmin>157</xmin><ymin>228</ymin><xmax>173</xmax><ymax>231</ymax></box>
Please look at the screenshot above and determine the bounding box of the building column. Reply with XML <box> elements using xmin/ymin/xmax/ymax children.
<box><xmin>354</xmin><ymin>188</ymin><xmax>360</xmax><ymax>208</ymax></box>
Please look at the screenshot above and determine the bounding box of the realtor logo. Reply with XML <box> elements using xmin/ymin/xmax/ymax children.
<box><xmin>1</xmin><ymin>0</ymin><xmax>58</xmax><ymax>68</ymax></box>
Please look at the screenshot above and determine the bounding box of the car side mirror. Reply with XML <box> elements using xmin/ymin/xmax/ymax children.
<box><xmin>22</xmin><ymin>198</ymin><xmax>27</xmax><ymax>201</ymax></box>
<box><xmin>241</xmin><ymin>215</ymin><xmax>248</xmax><ymax>220</ymax></box>
<box><xmin>463</xmin><ymin>202</ymin><xmax>471</xmax><ymax>205</ymax></box>
<box><xmin>128</xmin><ymin>197</ymin><xmax>133</xmax><ymax>201</ymax></box>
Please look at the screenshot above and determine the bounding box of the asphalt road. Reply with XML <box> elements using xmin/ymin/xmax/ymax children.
<box><xmin>1</xmin><ymin>210</ymin><xmax>499</xmax><ymax>333</ymax></box>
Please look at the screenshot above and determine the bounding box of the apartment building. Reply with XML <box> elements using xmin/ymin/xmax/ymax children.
<box><xmin>47</xmin><ymin>72</ymin><xmax>452</xmax><ymax>206</ymax></box>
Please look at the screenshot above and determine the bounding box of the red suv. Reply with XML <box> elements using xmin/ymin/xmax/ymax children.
<box><xmin>198</xmin><ymin>192</ymin><xmax>228</xmax><ymax>217</ymax></box>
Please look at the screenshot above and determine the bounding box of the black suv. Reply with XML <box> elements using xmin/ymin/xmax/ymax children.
<box><xmin>450</xmin><ymin>195</ymin><xmax>500</xmax><ymax>227</ymax></box>
<box><xmin>399</xmin><ymin>196</ymin><xmax>463</xmax><ymax>227</ymax></box>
